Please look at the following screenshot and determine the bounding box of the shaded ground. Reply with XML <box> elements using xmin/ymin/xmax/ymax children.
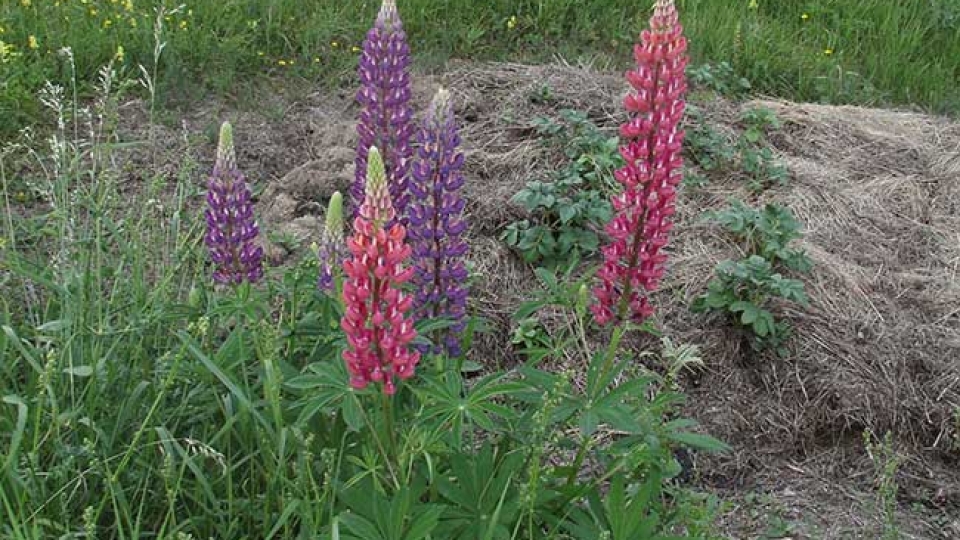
<box><xmin>126</xmin><ymin>62</ymin><xmax>960</xmax><ymax>538</ymax></box>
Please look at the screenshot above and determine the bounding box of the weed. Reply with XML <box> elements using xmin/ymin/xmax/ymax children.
<box><xmin>688</xmin><ymin>61</ymin><xmax>753</xmax><ymax>96</ymax></box>
<box><xmin>864</xmin><ymin>430</ymin><xmax>902</xmax><ymax>540</ymax></box>
<box><xmin>503</xmin><ymin>110</ymin><xmax>616</xmax><ymax>267</ymax></box>
<box><xmin>707</xmin><ymin>200</ymin><xmax>813</xmax><ymax>273</ymax></box>
<box><xmin>692</xmin><ymin>255</ymin><xmax>809</xmax><ymax>355</ymax></box>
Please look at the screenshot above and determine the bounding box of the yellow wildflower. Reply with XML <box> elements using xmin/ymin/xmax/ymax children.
<box><xmin>278</xmin><ymin>59</ymin><xmax>288</xmax><ymax>66</ymax></box>
<box><xmin>748</xmin><ymin>0</ymin><xmax>758</xmax><ymax>9</ymax></box>
<box><xmin>124</xmin><ymin>0</ymin><xmax>134</xmax><ymax>12</ymax></box>
<box><xmin>103</xmin><ymin>18</ymin><xmax>114</xmax><ymax>29</ymax></box>
<box><xmin>128</xmin><ymin>17</ymin><xmax>137</xmax><ymax>28</ymax></box>
<box><xmin>179</xmin><ymin>20</ymin><xmax>187</xmax><ymax>30</ymax></box>
<box><xmin>801</xmin><ymin>13</ymin><xmax>810</xmax><ymax>21</ymax></box>
<box><xmin>257</xmin><ymin>50</ymin><xmax>265</xmax><ymax>57</ymax></box>
<box><xmin>351</xmin><ymin>45</ymin><xmax>361</xmax><ymax>53</ymax></box>
<box><xmin>28</xmin><ymin>35</ymin><xmax>39</xmax><ymax>50</ymax></box>
<box><xmin>824</xmin><ymin>48</ymin><xmax>833</xmax><ymax>56</ymax></box>
<box><xmin>115</xmin><ymin>45</ymin><xmax>125</xmax><ymax>62</ymax></box>
<box><xmin>507</xmin><ymin>15</ymin><xmax>518</xmax><ymax>30</ymax></box>
<box><xmin>89</xmin><ymin>8</ymin><xmax>98</xmax><ymax>16</ymax></box>
<box><xmin>20</xmin><ymin>0</ymin><xmax>31</xmax><ymax>7</ymax></box>
<box><xmin>313</xmin><ymin>56</ymin><xmax>321</xmax><ymax>63</ymax></box>
<box><xmin>0</xmin><ymin>40</ymin><xmax>20</xmax><ymax>63</ymax></box>
<box><xmin>331</xmin><ymin>41</ymin><xmax>340</xmax><ymax>48</ymax></box>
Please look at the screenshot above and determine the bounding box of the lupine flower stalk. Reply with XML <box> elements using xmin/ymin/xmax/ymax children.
<box><xmin>408</xmin><ymin>87</ymin><xmax>469</xmax><ymax>357</ymax></box>
<box><xmin>204</xmin><ymin>121</ymin><xmax>264</xmax><ymax>285</ymax></box>
<box><xmin>318</xmin><ymin>191</ymin><xmax>347</xmax><ymax>293</ymax></box>
<box><xmin>342</xmin><ymin>147</ymin><xmax>421</xmax><ymax>395</ymax></box>
<box><xmin>592</xmin><ymin>0</ymin><xmax>687</xmax><ymax>325</ymax></box>
<box><xmin>353</xmin><ymin>0</ymin><xmax>414</xmax><ymax>225</ymax></box>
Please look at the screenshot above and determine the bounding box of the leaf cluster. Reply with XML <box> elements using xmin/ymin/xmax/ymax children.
<box><xmin>693</xmin><ymin>255</ymin><xmax>808</xmax><ymax>355</ymax></box>
<box><xmin>707</xmin><ymin>200</ymin><xmax>812</xmax><ymax>272</ymax></box>
<box><xmin>695</xmin><ymin>200</ymin><xmax>812</xmax><ymax>355</ymax></box>
<box><xmin>503</xmin><ymin>110</ymin><xmax>618</xmax><ymax>267</ymax></box>
<box><xmin>683</xmin><ymin>106</ymin><xmax>789</xmax><ymax>192</ymax></box>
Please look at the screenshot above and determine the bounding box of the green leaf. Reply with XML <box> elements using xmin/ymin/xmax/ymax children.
<box><xmin>339</xmin><ymin>513</ymin><xmax>384</xmax><ymax>540</ymax></box>
<box><xmin>404</xmin><ymin>505</ymin><xmax>444</xmax><ymax>540</ymax></box>
<box><xmin>667</xmin><ymin>431</ymin><xmax>731</xmax><ymax>452</ymax></box>
<box><xmin>342</xmin><ymin>392</ymin><xmax>365</xmax><ymax>432</ymax></box>
<box><xmin>178</xmin><ymin>330</ymin><xmax>271</xmax><ymax>433</ymax></box>
<box><xmin>740</xmin><ymin>305</ymin><xmax>759</xmax><ymax>325</ymax></box>
<box><xmin>2</xmin><ymin>395</ymin><xmax>27</xmax><ymax>474</ymax></box>
<box><xmin>62</xmin><ymin>365</ymin><xmax>94</xmax><ymax>377</ymax></box>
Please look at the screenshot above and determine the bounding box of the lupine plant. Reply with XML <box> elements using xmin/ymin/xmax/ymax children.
<box><xmin>341</xmin><ymin>147</ymin><xmax>420</xmax><ymax>395</ymax></box>
<box><xmin>353</xmin><ymin>0</ymin><xmax>415</xmax><ymax>224</ymax></box>
<box><xmin>317</xmin><ymin>191</ymin><xmax>346</xmax><ymax>293</ymax></box>
<box><xmin>593</xmin><ymin>0</ymin><xmax>688</xmax><ymax>326</ymax></box>
<box><xmin>204</xmin><ymin>121</ymin><xmax>264</xmax><ymax>285</ymax></box>
<box><xmin>408</xmin><ymin>87</ymin><xmax>469</xmax><ymax>360</ymax></box>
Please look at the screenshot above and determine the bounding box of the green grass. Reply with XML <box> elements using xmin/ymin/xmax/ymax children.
<box><xmin>1</xmin><ymin>0</ymin><xmax>959</xmax><ymax>136</ymax></box>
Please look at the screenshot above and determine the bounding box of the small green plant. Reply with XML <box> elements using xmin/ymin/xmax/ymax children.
<box><xmin>741</xmin><ymin>146</ymin><xmax>790</xmax><ymax>191</ymax></box>
<box><xmin>864</xmin><ymin>430</ymin><xmax>901</xmax><ymax>540</ymax></box>
<box><xmin>707</xmin><ymin>200</ymin><xmax>812</xmax><ymax>272</ymax></box>
<box><xmin>684</xmin><ymin>106</ymin><xmax>737</xmax><ymax>173</ymax></box>
<box><xmin>687</xmin><ymin>61</ymin><xmax>753</xmax><ymax>96</ymax></box>
<box><xmin>503</xmin><ymin>110</ymin><xmax>616</xmax><ymax>266</ymax></box>
<box><xmin>739</xmin><ymin>107</ymin><xmax>782</xmax><ymax>145</ymax></box>
<box><xmin>692</xmin><ymin>255</ymin><xmax>809</xmax><ymax>355</ymax></box>
<box><xmin>737</xmin><ymin>107</ymin><xmax>789</xmax><ymax>191</ymax></box>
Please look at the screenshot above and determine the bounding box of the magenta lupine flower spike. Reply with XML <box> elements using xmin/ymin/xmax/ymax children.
<box><xmin>318</xmin><ymin>191</ymin><xmax>346</xmax><ymax>293</ymax></box>
<box><xmin>408</xmin><ymin>87</ymin><xmax>469</xmax><ymax>357</ymax></box>
<box><xmin>592</xmin><ymin>0</ymin><xmax>687</xmax><ymax>325</ymax></box>
<box><xmin>204</xmin><ymin>122</ymin><xmax>264</xmax><ymax>285</ymax></box>
<box><xmin>353</xmin><ymin>0</ymin><xmax>414</xmax><ymax>225</ymax></box>
<box><xmin>342</xmin><ymin>147</ymin><xmax>421</xmax><ymax>395</ymax></box>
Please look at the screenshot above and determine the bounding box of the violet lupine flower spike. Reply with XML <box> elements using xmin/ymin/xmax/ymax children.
<box><xmin>342</xmin><ymin>147</ymin><xmax>420</xmax><ymax>395</ymax></box>
<box><xmin>408</xmin><ymin>87</ymin><xmax>469</xmax><ymax>357</ymax></box>
<box><xmin>592</xmin><ymin>0</ymin><xmax>687</xmax><ymax>326</ymax></box>
<box><xmin>318</xmin><ymin>191</ymin><xmax>347</xmax><ymax>293</ymax></box>
<box><xmin>353</xmin><ymin>0</ymin><xmax>414</xmax><ymax>226</ymax></box>
<box><xmin>204</xmin><ymin>122</ymin><xmax>264</xmax><ymax>285</ymax></box>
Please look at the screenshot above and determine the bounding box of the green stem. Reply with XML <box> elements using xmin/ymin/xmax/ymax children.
<box><xmin>110</xmin><ymin>346</ymin><xmax>184</xmax><ymax>484</ymax></box>
<box><xmin>382</xmin><ymin>392</ymin><xmax>396</xmax><ymax>460</ymax></box>
<box><xmin>355</xmin><ymin>394</ymin><xmax>399</xmax><ymax>489</ymax></box>
<box><xmin>565</xmin><ymin>322</ymin><xmax>628</xmax><ymax>488</ymax></box>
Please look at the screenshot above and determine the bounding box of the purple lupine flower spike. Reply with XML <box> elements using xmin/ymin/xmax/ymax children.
<box><xmin>353</xmin><ymin>0</ymin><xmax>414</xmax><ymax>226</ymax></box>
<box><xmin>318</xmin><ymin>191</ymin><xmax>346</xmax><ymax>293</ymax></box>
<box><xmin>204</xmin><ymin>122</ymin><xmax>264</xmax><ymax>285</ymax></box>
<box><xmin>408</xmin><ymin>87</ymin><xmax>470</xmax><ymax>357</ymax></box>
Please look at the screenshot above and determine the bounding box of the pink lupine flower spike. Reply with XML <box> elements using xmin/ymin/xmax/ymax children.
<box><xmin>341</xmin><ymin>147</ymin><xmax>421</xmax><ymax>395</ymax></box>
<box><xmin>592</xmin><ymin>0</ymin><xmax>688</xmax><ymax>326</ymax></box>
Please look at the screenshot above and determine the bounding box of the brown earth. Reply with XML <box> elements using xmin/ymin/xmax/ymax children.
<box><xmin>126</xmin><ymin>61</ymin><xmax>960</xmax><ymax>538</ymax></box>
